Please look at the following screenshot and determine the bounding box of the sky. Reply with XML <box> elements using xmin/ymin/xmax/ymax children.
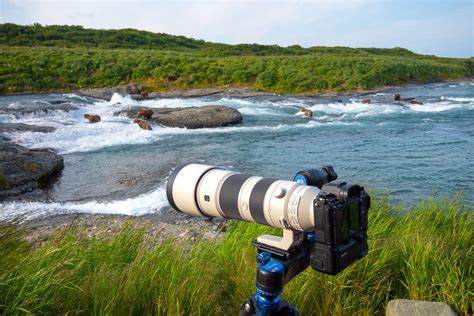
<box><xmin>1</xmin><ymin>0</ymin><xmax>473</xmax><ymax>58</ymax></box>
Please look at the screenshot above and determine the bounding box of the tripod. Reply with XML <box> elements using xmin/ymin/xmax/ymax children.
<box><xmin>239</xmin><ymin>232</ymin><xmax>315</xmax><ymax>316</ymax></box>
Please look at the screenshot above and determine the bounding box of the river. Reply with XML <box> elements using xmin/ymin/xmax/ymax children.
<box><xmin>0</xmin><ymin>82</ymin><xmax>473</xmax><ymax>220</ymax></box>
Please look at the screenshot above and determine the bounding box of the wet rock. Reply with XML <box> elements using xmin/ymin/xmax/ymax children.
<box><xmin>0</xmin><ymin>123</ymin><xmax>56</xmax><ymax>134</ymax></box>
<box><xmin>409</xmin><ymin>100</ymin><xmax>423</xmax><ymax>105</ymax></box>
<box><xmin>0</xmin><ymin>139</ymin><xmax>64</xmax><ymax>200</ymax></box>
<box><xmin>0</xmin><ymin>101</ymin><xmax>78</xmax><ymax>118</ymax></box>
<box><xmin>78</xmin><ymin>84</ymin><xmax>142</xmax><ymax>100</ymax></box>
<box><xmin>116</xmin><ymin>105</ymin><xmax>242</xmax><ymax>129</ymax></box>
<box><xmin>362</xmin><ymin>99</ymin><xmax>371</xmax><ymax>104</ymax></box>
<box><xmin>153</xmin><ymin>106</ymin><xmax>242</xmax><ymax>128</ymax></box>
<box><xmin>386</xmin><ymin>299</ymin><xmax>456</xmax><ymax>316</ymax></box>
<box><xmin>117</xmin><ymin>175</ymin><xmax>141</xmax><ymax>187</ymax></box>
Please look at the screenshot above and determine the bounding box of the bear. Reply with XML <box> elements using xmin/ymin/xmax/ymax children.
<box><xmin>136</xmin><ymin>109</ymin><xmax>154</xmax><ymax>120</ymax></box>
<box><xmin>134</xmin><ymin>118</ymin><xmax>152</xmax><ymax>130</ymax></box>
<box><xmin>301</xmin><ymin>108</ymin><xmax>313</xmax><ymax>118</ymax></box>
<box><xmin>84</xmin><ymin>114</ymin><xmax>101</xmax><ymax>123</ymax></box>
<box><xmin>395</xmin><ymin>93</ymin><xmax>416</xmax><ymax>102</ymax></box>
<box><xmin>362</xmin><ymin>99</ymin><xmax>371</xmax><ymax>104</ymax></box>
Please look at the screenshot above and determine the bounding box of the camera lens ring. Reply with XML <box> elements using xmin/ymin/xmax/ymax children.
<box><xmin>166</xmin><ymin>163</ymin><xmax>189</xmax><ymax>213</ymax></box>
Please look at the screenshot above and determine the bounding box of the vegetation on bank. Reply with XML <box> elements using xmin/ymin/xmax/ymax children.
<box><xmin>0</xmin><ymin>196</ymin><xmax>472</xmax><ymax>315</ymax></box>
<box><xmin>1</xmin><ymin>23</ymin><xmax>473</xmax><ymax>94</ymax></box>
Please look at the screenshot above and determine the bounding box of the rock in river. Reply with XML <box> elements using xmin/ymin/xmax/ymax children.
<box><xmin>0</xmin><ymin>101</ymin><xmax>78</xmax><ymax>118</ymax></box>
<box><xmin>0</xmin><ymin>138</ymin><xmax>64</xmax><ymax>200</ymax></box>
<box><xmin>117</xmin><ymin>105</ymin><xmax>243</xmax><ymax>129</ymax></box>
<box><xmin>0</xmin><ymin>123</ymin><xmax>56</xmax><ymax>134</ymax></box>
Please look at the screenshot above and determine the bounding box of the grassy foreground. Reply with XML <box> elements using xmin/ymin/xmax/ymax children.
<box><xmin>0</xmin><ymin>196</ymin><xmax>472</xmax><ymax>315</ymax></box>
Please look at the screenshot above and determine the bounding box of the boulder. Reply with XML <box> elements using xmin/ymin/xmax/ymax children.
<box><xmin>0</xmin><ymin>101</ymin><xmax>78</xmax><ymax>118</ymax></box>
<box><xmin>0</xmin><ymin>123</ymin><xmax>55</xmax><ymax>134</ymax></box>
<box><xmin>117</xmin><ymin>105</ymin><xmax>242</xmax><ymax>129</ymax></box>
<box><xmin>409</xmin><ymin>100</ymin><xmax>423</xmax><ymax>105</ymax></box>
<box><xmin>386</xmin><ymin>299</ymin><xmax>457</xmax><ymax>316</ymax></box>
<box><xmin>0</xmin><ymin>139</ymin><xmax>64</xmax><ymax>199</ymax></box>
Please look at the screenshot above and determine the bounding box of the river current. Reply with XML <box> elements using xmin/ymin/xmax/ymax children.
<box><xmin>0</xmin><ymin>82</ymin><xmax>473</xmax><ymax>220</ymax></box>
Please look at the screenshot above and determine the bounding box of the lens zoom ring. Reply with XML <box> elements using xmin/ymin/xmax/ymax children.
<box><xmin>249</xmin><ymin>178</ymin><xmax>277</xmax><ymax>226</ymax></box>
<box><xmin>219</xmin><ymin>174</ymin><xmax>252</xmax><ymax>220</ymax></box>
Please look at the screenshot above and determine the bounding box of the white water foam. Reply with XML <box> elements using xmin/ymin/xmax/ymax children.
<box><xmin>2</xmin><ymin>93</ymin><xmax>471</xmax><ymax>154</ymax></box>
<box><xmin>307</xmin><ymin>101</ymin><xmax>399</xmax><ymax>117</ymax></box>
<box><xmin>306</xmin><ymin>99</ymin><xmax>473</xmax><ymax>117</ymax></box>
<box><xmin>441</xmin><ymin>96</ymin><xmax>474</xmax><ymax>102</ymax></box>
<box><xmin>7</xmin><ymin>120</ymin><xmax>341</xmax><ymax>154</ymax></box>
<box><xmin>0</xmin><ymin>184</ymin><xmax>168</xmax><ymax>221</ymax></box>
<box><xmin>407</xmin><ymin>102</ymin><xmax>461</xmax><ymax>112</ymax></box>
<box><xmin>239</xmin><ymin>107</ymin><xmax>286</xmax><ymax>116</ymax></box>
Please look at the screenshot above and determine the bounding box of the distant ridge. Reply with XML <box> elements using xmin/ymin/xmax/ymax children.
<box><xmin>1</xmin><ymin>23</ymin><xmax>472</xmax><ymax>94</ymax></box>
<box><xmin>0</xmin><ymin>23</ymin><xmax>419</xmax><ymax>57</ymax></box>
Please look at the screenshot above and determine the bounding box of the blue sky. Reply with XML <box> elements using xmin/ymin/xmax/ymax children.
<box><xmin>1</xmin><ymin>0</ymin><xmax>473</xmax><ymax>57</ymax></box>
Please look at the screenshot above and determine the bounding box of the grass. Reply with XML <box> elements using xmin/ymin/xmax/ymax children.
<box><xmin>0</xmin><ymin>195</ymin><xmax>472</xmax><ymax>315</ymax></box>
<box><xmin>1</xmin><ymin>24</ymin><xmax>473</xmax><ymax>94</ymax></box>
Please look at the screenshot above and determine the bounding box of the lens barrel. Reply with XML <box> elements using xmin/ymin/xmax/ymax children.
<box><xmin>167</xmin><ymin>164</ymin><xmax>320</xmax><ymax>232</ymax></box>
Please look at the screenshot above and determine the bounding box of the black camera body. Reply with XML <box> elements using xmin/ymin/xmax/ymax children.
<box><xmin>310</xmin><ymin>181</ymin><xmax>370</xmax><ymax>275</ymax></box>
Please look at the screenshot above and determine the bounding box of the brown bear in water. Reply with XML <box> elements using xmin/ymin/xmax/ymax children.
<box><xmin>134</xmin><ymin>118</ymin><xmax>152</xmax><ymax>130</ymax></box>
<box><xmin>301</xmin><ymin>108</ymin><xmax>313</xmax><ymax>118</ymax></box>
<box><xmin>84</xmin><ymin>114</ymin><xmax>101</xmax><ymax>123</ymax></box>
<box><xmin>136</xmin><ymin>109</ymin><xmax>154</xmax><ymax>120</ymax></box>
<box><xmin>394</xmin><ymin>94</ymin><xmax>416</xmax><ymax>102</ymax></box>
<box><xmin>362</xmin><ymin>99</ymin><xmax>371</xmax><ymax>104</ymax></box>
<box><xmin>409</xmin><ymin>100</ymin><xmax>423</xmax><ymax>105</ymax></box>
<box><xmin>141</xmin><ymin>91</ymin><xmax>149</xmax><ymax>98</ymax></box>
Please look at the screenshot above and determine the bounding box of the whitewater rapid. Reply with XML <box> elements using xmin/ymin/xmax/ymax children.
<box><xmin>0</xmin><ymin>184</ymin><xmax>168</xmax><ymax>221</ymax></box>
<box><xmin>1</xmin><ymin>82</ymin><xmax>473</xmax><ymax>220</ymax></box>
<box><xmin>2</xmin><ymin>92</ymin><xmax>472</xmax><ymax>155</ymax></box>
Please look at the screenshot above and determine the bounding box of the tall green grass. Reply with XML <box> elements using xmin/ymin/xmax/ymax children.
<box><xmin>0</xmin><ymin>195</ymin><xmax>472</xmax><ymax>315</ymax></box>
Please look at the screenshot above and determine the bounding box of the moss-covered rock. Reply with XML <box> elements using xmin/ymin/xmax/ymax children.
<box><xmin>0</xmin><ymin>174</ymin><xmax>10</xmax><ymax>191</ymax></box>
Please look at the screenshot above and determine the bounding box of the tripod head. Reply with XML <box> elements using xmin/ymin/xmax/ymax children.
<box><xmin>238</xmin><ymin>168</ymin><xmax>370</xmax><ymax>316</ymax></box>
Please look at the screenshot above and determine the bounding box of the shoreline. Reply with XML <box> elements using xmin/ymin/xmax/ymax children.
<box><xmin>22</xmin><ymin>210</ymin><xmax>227</xmax><ymax>248</ymax></box>
<box><xmin>1</xmin><ymin>78</ymin><xmax>473</xmax><ymax>99</ymax></box>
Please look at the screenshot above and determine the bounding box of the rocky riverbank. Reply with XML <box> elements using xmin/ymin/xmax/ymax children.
<box><xmin>24</xmin><ymin>210</ymin><xmax>227</xmax><ymax>248</ymax></box>
<box><xmin>0</xmin><ymin>133</ymin><xmax>63</xmax><ymax>201</ymax></box>
<box><xmin>76</xmin><ymin>83</ymin><xmax>414</xmax><ymax>101</ymax></box>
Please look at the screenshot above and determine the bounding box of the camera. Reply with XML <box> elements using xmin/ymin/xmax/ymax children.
<box><xmin>166</xmin><ymin>163</ymin><xmax>370</xmax><ymax>276</ymax></box>
<box><xmin>310</xmin><ymin>181</ymin><xmax>370</xmax><ymax>275</ymax></box>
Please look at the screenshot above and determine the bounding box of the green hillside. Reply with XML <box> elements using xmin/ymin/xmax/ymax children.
<box><xmin>0</xmin><ymin>23</ymin><xmax>472</xmax><ymax>94</ymax></box>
